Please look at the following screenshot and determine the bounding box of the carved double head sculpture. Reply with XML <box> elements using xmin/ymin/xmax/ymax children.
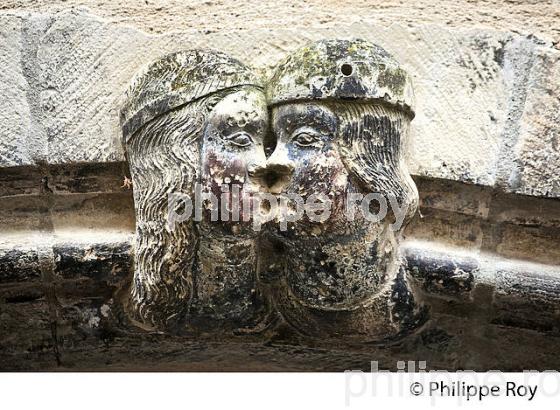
<box><xmin>121</xmin><ymin>39</ymin><xmax>425</xmax><ymax>342</ymax></box>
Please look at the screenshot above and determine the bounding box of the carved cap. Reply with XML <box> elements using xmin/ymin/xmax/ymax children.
<box><xmin>121</xmin><ymin>50</ymin><xmax>261</xmax><ymax>144</ymax></box>
<box><xmin>267</xmin><ymin>39</ymin><xmax>415</xmax><ymax>116</ymax></box>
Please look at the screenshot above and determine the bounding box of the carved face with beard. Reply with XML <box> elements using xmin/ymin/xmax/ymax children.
<box><xmin>262</xmin><ymin>39</ymin><xmax>425</xmax><ymax>340</ymax></box>
<box><xmin>121</xmin><ymin>50</ymin><xmax>268</xmax><ymax>332</ymax></box>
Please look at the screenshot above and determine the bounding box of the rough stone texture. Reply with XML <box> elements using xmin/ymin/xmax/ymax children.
<box><xmin>508</xmin><ymin>46</ymin><xmax>560</xmax><ymax>197</ymax></box>
<box><xmin>408</xmin><ymin>177</ymin><xmax>560</xmax><ymax>265</ymax></box>
<box><xmin>0</xmin><ymin>15</ymin><xmax>38</xmax><ymax>167</ymax></box>
<box><xmin>493</xmin><ymin>261</ymin><xmax>560</xmax><ymax>332</ymax></box>
<box><xmin>0</xmin><ymin>245</ymin><xmax>41</xmax><ymax>284</ymax></box>
<box><xmin>1</xmin><ymin>233</ymin><xmax>559</xmax><ymax>371</ymax></box>
<box><xmin>0</xmin><ymin>174</ymin><xmax>558</xmax><ymax>370</ymax></box>
<box><xmin>0</xmin><ymin>8</ymin><xmax>558</xmax><ymax>197</ymax></box>
<box><xmin>1</xmin><ymin>1</ymin><xmax>558</xmax><ymax>44</ymax></box>
<box><xmin>0</xmin><ymin>1</ymin><xmax>559</xmax><ymax>370</ymax></box>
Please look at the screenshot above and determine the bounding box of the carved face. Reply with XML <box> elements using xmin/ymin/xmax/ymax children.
<box><xmin>189</xmin><ymin>87</ymin><xmax>270</xmax><ymax>328</ymax></box>
<box><xmin>124</xmin><ymin>87</ymin><xmax>270</xmax><ymax>329</ymax></box>
<box><xmin>123</xmin><ymin>42</ymin><xmax>423</xmax><ymax>338</ymax></box>
<box><xmin>267</xmin><ymin>102</ymin><xmax>379</xmax><ymax>312</ymax></box>
<box><xmin>268</xmin><ymin>102</ymin><xmax>368</xmax><ymax>238</ymax></box>
<box><xmin>265</xmin><ymin>102</ymin><xmax>415</xmax><ymax>312</ymax></box>
<box><xmin>200</xmin><ymin>87</ymin><xmax>268</xmax><ymax>236</ymax></box>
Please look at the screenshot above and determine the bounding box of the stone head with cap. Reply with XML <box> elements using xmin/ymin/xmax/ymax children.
<box><xmin>121</xmin><ymin>50</ymin><xmax>268</xmax><ymax>330</ymax></box>
<box><xmin>262</xmin><ymin>39</ymin><xmax>422</xmax><ymax>339</ymax></box>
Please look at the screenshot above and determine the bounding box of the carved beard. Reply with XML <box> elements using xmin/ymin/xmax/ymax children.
<box><xmin>126</xmin><ymin>103</ymin><xmax>204</xmax><ymax>330</ymax></box>
<box><xmin>265</xmin><ymin>103</ymin><xmax>420</xmax><ymax>339</ymax></box>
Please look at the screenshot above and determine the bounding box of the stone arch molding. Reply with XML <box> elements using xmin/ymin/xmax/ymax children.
<box><xmin>120</xmin><ymin>38</ymin><xmax>427</xmax><ymax>342</ymax></box>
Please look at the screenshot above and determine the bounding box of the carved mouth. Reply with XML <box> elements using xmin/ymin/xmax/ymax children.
<box><xmin>249</xmin><ymin>165</ymin><xmax>293</xmax><ymax>194</ymax></box>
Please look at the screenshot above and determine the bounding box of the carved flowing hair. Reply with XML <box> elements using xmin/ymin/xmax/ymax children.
<box><xmin>125</xmin><ymin>99</ymin><xmax>207</xmax><ymax>329</ymax></box>
<box><xmin>330</xmin><ymin>102</ymin><xmax>419</xmax><ymax>230</ymax></box>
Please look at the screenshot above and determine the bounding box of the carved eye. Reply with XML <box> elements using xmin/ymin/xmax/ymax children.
<box><xmin>225</xmin><ymin>132</ymin><xmax>254</xmax><ymax>147</ymax></box>
<box><xmin>292</xmin><ymin>130</ymin><xmax>321</xmax><ymax>147</ymax></box>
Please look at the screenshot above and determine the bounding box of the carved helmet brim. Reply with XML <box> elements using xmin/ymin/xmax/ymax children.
<box><xmin>120</xmin><ymin>49</ymin><xmax>262</xmax><ymax>145</ymax></box>
<box><xmin>267</xmin><ymin>39</ymin><xmax>415</xmax><ymax>117</ymax></box>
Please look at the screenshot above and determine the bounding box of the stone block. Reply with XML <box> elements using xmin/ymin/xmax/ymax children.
<box><xmin>507</xmin><ymin>46</ymin><xmax>560</xmax><ymax>198</ymax></box>
<box><xmin>0</xmin><ymin>15</ymin><xmax>40</xmax><ymax>167</ymax></box>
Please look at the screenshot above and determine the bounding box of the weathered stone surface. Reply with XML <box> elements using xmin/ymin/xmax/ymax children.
<box><xmin>33</xmin><ymin>13</ymin><xmax>514</xmax><ymax>182</ymax></box>
<box><xmin>409</xmin><ymin>177</ymin><xmax>560</xmax><ymax>265</ymax></box>
<box><xmin>0</xmin><ymin>246</ymin><xmax>41</xmax><ymax>284</ymax></box>
<box><xmin>0</xmin><ymin>162</ymin><xmax>131</xmax><ymax>197</ymax></box>
<box><xmin>493</xmin><ymin>262</ymin><xmax>560</xmax><ymax>333</ymax></box>
<box><xmin>0</xmin><ymin>3</ymin><xmax>559</xmax><ymax>371</ymax></box>
<box><xmin>38</xmin><ymin>11</ymin><xmax>140</xmax><ymax>164</ymax></box>
<box><xmin>0</xmin><ymin>297</ymin><xmax>56</xmax><ymax>370</ymax></box>
<box><xmin>406</xmin><ymin>246</ymin><xmax>477</xmax><ymax>297</ymax></box>
<box><xmin>0</xmin><ymin>9</ymin><xmax>558</xmax><ymax>198</ymax></box>
<box><xmin>1</xmin><ymin>235</ymin><xmax>559</xmax><ymax>371</ymax></box>
<box><xmin>53</xmin><ymin>240</ymin><xmax>131</xmax><ymax>284</ymax></box>
<box><xmin>0</xmin><ymin>15</ymin><xmax>38</xmax><ymax>167</ymax></box>
<box><xmin>404</xmin><ymin>240</ymin><xmax>560</xmax><ymax>335</ymax></box>
<box><xmin>1</xmin><ymin>0</ymin><xmax>558</xmax><ymax>44</ymax></box>
<box><xmin>507</xmin><ymin>46</ymin><xmax>560</xmax><ymax>197</ymax></box>
<box><xmin>494</xmin><ymin>224</ymin><xmax>560</xmax><ymax>266</ymax></box>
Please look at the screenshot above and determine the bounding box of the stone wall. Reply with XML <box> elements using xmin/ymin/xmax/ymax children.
<box><xmin>1</xmin><ymin>6</ymin><xmax>559</xmax><ymax>196</ymax></box>
<box><xmin>0</xmin><ymin>1</ymin><xmax>559</xmax><ymax>370</ymax></box>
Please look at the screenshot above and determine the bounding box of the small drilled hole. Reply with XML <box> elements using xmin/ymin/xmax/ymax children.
<box><xmin>340</xmin><ymin>63</ymin><xmax>353</xmax><ymax>76</ymax></box>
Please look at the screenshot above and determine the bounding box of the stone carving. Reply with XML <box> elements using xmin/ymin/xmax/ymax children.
<box><xmin>262</xmin><ymin>39</ymin><xmax>425</xmax><ymax>340</ymax></box>
<box><xmin>121</xmin><ymin>50</ymin><xmax>268</xmax><ymax>331</ymax></box>
<box><xmin>121</xmin><ymin>40</ymin><xmax>426</xmax><ymax>340</ymax></box>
